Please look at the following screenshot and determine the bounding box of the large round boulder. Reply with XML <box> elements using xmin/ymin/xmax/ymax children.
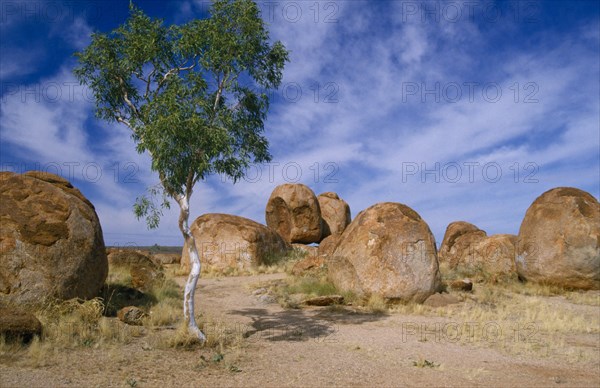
<box><xmin>182</xmin><ymin>213</ymin><xmax>290</xmax><ymax>271</ymax></box>
<box><xmin>0</xmin><ymin>171</ymin><xmax>108</xmax><ymax>307</ymax></box>
<box><xmin>328</xmin><ymin>202</ymin><xmax>441</xmax><ymax>303</ymax></box>
<box><xmin>265</xmin><ymin>184</ymin><xmax>322</xmax><ymax>244</ymax></box>
<box><xmin>516</xmin><ymin>187</ymin><xmax>600</xmax><ymax>290</ymax></box>
<box><xmin>317</xmin><ymin>192</ymin><xmax>351</xmax><ymax>239</ymax></box>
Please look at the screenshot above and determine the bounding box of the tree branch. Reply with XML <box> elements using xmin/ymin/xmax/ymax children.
<box><xmin>158</xmin><ymin>60</ymin><xmax>197</xmax><ymax>90</ymax></box>
<box><xmin>117</xmin><ymin>76</ymin><xmax>139</xmax><ymax>117</ymax></box>
<box><xmin>213</xmin><ymin>71</ymin><xmax>229</xmax><ymax>112</ymax></box>
<box><xmin>116</xmin><ymin>116</ymin><xmax>132</xmax><ymax>128</ymax></box>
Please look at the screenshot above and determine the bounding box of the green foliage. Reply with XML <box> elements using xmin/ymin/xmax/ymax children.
<box><xmin>74</xmin><ymin>0</ymin><xmax>288</xmax><ymax>228</ymax></box>
<box><xmin>133</xmin><ymin>185</ymin><xmax>171</xmax><ymax>229</ymax></box>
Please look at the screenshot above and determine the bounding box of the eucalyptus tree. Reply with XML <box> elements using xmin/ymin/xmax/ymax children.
<box><xmin>74</xmin><ymin>0</ymin><xmax>288</xmax><ymax>340</ymax></box>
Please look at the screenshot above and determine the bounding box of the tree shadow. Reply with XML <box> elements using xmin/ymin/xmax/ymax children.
<box><xmin>229</xmin><ymin>306</ymin><xmax>386</xmax><ymax>343</ymax></box>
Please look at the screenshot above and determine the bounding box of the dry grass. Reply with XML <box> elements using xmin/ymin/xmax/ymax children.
<box><xmin>0</xmin><ymin>261</ymin><xmax>247</xmax><ymax>368</ymax></box>
<box><xmin>396</xmin><ymin>263</ymin><xmax>600</xmax><ymax>362</ymax></box>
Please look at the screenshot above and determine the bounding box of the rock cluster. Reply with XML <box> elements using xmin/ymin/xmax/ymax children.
<box><xmin>439</xmin><ymin>222</ymin><xmax>517</xmax><ymax>279</ymax></box>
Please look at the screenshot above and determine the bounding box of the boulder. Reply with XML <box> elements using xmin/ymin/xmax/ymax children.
<box><xmin>470</xmin><ymin>234</ymin><xmax>517</xmax><ymax>277</ymax></box>
<box><xmin>117</xmin><ymin>306</ymin><xmax>146</xmax><ymax>326</ymax></box>
<box><xmin>151</xmin><ymin>253</ymin><xmax>180</xmax><ymax>265</ymax></box>
<box><xmin>423</xmin><ymin>293</ymin><xmax>460</xmax><ymax>308</ymax></box>
<box><xmin>130</xmin><ymin>263</ymin><xmax>165</xmax><ymax>292</ymax></box>
<box><xmin>291</xmin><ymin>255</ymin><xmax>325</xmax><ymax>276</ymax></box>
<box><xmin>449</xmin><ymin>278</ymin><xmax>473</xmax><ymax>292</ymax></box>
<box><xmin>440</xmin><ymin>224</ymin><xmax>517</xmax><ymax>279</ymax></box>
<box><xmin>265</xmin><ymin>184</ymin><xmax>322</xmax><ymax>244</ymax></box>
<box><xmin>328</xmin><ymin>202</ymin><xmax>441</xmax><ymax>303</ymax></box>
<box><xmin>182</xmin><ymin>213</ymin><xmax>290</xmax><ymax>271</ymax></box>
<box><xmin>516</xmin><ymin>187</ymin><xmax>600</xmax><ymax>290</ymax></box>
<box><xmin>0</xmin><ymin>171</ymin><xmax>107</xmax><ymax>308</ymax></box>
<box><xmin>107</xmin><ymin>249</ymin><xmax>156</xmax><ymax>268</ymax></box>
<box><xmin>317</xmin><ymin>192</ymin><xmax>351</xmax><ymax>238</ymax></box>
<box><xmin>107</xmin><ymin>248</ymin><xmax>164</xmax><ymax>292</ymax></box>
<box><xmin>438</xmin><ymin>221</ymin><xmax>487</xmax><ymax>267</ymax></box>
<box><xmin>318</xmin><ymin>234</ymin><xmax>341</xmax><ymax>259</ymax></box>
<box><xmin>0</xmin><ymin>306</ymin><xmax>43</xmax><ymax>343</ymax></box>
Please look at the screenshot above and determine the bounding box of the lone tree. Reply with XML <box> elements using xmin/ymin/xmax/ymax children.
<box><xmin>74</xmin><ymin>0</ymin><xmax>288</xmax><ymax>340</ymax></box>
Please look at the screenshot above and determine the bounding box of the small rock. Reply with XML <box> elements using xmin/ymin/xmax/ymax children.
<box><xmin>117</xmin><ymin>306</ymin><xmax>146</xmax><ymax>326</ymax></box>
<box><xmin>449</xmin><ymin>279</ymin><xmax>473</xmax><ymax>291</ymax></box>
<box><xmin>303</xmin><ymin>295</ymin><xmax>344</xmax><ymax>306</ymax></box>
<box><xmin>423</xmin><ymin>293</ymin><xmax>460</xmax><ymax>307</ymax></box>
<box><xmin>0</xmin><ymin>306</ymin><xmax>43</xmax><ymax>343</ymax></box>
<box><xmin>258</xmin><ymin>294</ymin><xmax>276</xmax><ymax>304</ymax></box>
<box><xmin>252</xmin><ymin>287</ymin><xmax>267</xmax><ymax>296</ymax></box>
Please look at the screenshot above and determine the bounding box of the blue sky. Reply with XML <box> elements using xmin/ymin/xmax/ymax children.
<box><xmin>1</xmin><ymin>0</ymin><xmax>599</xmax><ymax>247</ymax></box>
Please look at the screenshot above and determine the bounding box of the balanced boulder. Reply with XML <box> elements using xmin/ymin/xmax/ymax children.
<box><xmin>439</xmin><ymin>221</ymin><xmax>517</xmax><ymax>278</ymax></box>
<box><xmin>516</xmin><ymin>187</ymin><xmax>600</xmax><ymax>290</ymax></box>
<box><xmin>0</xmin><ymin>171</ymin><xmax>107</xmax><ymax>308</ymax></box>
<box><xmin>265</xmin><ymin>184</ymin><xmax>322</xmax><ymax>244</ymax></box>
<box><xmin>438</xmin><ymin>221</ymin><xmax>487</xmax><ymax>267</ymax></box>
<box><xmin>328</xmin><ymin>202</ymin><xmax>440</xmax><ymax>303</ymax></box>
<box><xmin>182</xmin><ymin>213</ymin><xmax>290</xmax><ymax>271</ymax></box>
<box><xmin>317</xmin><ymin>192</ymin><xmax>351</xmax><ymax>238</ymax></box>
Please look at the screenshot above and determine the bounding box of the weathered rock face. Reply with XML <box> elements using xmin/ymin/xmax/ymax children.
<box><xmin>439</xmin><ymin>222</ymin><xmax>517</xmax><ymax>278</ymax></box>
<box><xmin>291</xmin><ymin>255</ymin><xmax>325</xmax><ymax>276</ymax></box>
<box><xmin>0</xmin><ymin>171</ymin><xmax>107</xmax><ymax>307</ymax></box>
<box><xmin>182</xmin><ymin>213</ymin><xmax>290</xmax><ymax>271</ymax></box>
<box><xmin>318</xmin><ymin>234</ymin><xmax>341</xmax><ymax>259</ymax></box>
<box><xmin>472</xmin><ymin>234</ymin><xmax>517</xmax><ymax>277</ymax></box>
<box><xmin>516</xmin><ymin>187</ymin><xmax>600</xmax><ymax>290</ymax></box>
<box><xmin>328</xmin><ymin>202</ymin><xmax>441</xmax><ymax>303</ymax></box>
<box><xmin>439</xmin><ymin>221</ymin><xmax>487</xmax><ymax>267</ymax></box>
<box><xmin>265</xmin><ymin>184</ymin><xmax>322</xmax><ymax>244</ymax></box>
<box><xmin>317</xmin><ymin>192</ymin><xmax>351</xmax><ymax>239</ymax></box>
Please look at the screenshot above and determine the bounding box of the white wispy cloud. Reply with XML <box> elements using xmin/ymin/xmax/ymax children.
<box><xmin>1</xmin><ymin>1</ymin><xmax>597</xmax><ymax>246</ymax></box>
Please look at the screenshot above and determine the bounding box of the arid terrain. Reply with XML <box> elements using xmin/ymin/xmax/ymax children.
<box><xmin>2</xmin><ymin>267</ymin><xmax>599</xmax><ymax>387</ymax></box>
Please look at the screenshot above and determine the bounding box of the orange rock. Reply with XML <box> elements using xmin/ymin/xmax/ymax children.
<box><xmin>328</xmin><ymin>202</ymin><xmax>441</xmax><ymax>303</ymax></box>
<box><xmin>516</xmin><ymin>187</ymin><xmax>600</xmax><ymax>290</ymax></box>
<box><xmin>265</xmin><ymin>184</ymin><xmax>322</xmax><ymax>244</ymax></box>
<box><xmin>0</xmin><ymin>171</ymin><xmax>107</xmax><ymax>308</ymax></box>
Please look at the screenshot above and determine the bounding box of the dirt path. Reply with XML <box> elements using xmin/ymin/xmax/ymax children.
<box><xmin>1</xmin><ymin>273</ymin><xmax>599</xmax><ymax>387</ymax></box>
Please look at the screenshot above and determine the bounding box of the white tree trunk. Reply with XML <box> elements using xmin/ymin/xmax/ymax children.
<box><xmin>177</xmin><ymin>194</ymin><xmax>206</xmax><ymax>341</ymax></box>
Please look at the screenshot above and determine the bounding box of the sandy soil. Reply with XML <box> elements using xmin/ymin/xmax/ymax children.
<box><xmin>1</xmin><ymin>273</ymin><xmax>599</xmax><ymax>387</ymax></box>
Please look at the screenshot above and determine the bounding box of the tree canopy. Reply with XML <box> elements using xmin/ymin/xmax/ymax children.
<box><xmin>74</xmin><ymin>0</ymin><xmax>288</xmax><ymax>221</ymax></box>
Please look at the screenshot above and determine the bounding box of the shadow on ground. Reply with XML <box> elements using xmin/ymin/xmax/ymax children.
<box><xmin>230</xmin><ymin>307</ymin><xmax>386</xmax><ymax>342</ymax></box>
